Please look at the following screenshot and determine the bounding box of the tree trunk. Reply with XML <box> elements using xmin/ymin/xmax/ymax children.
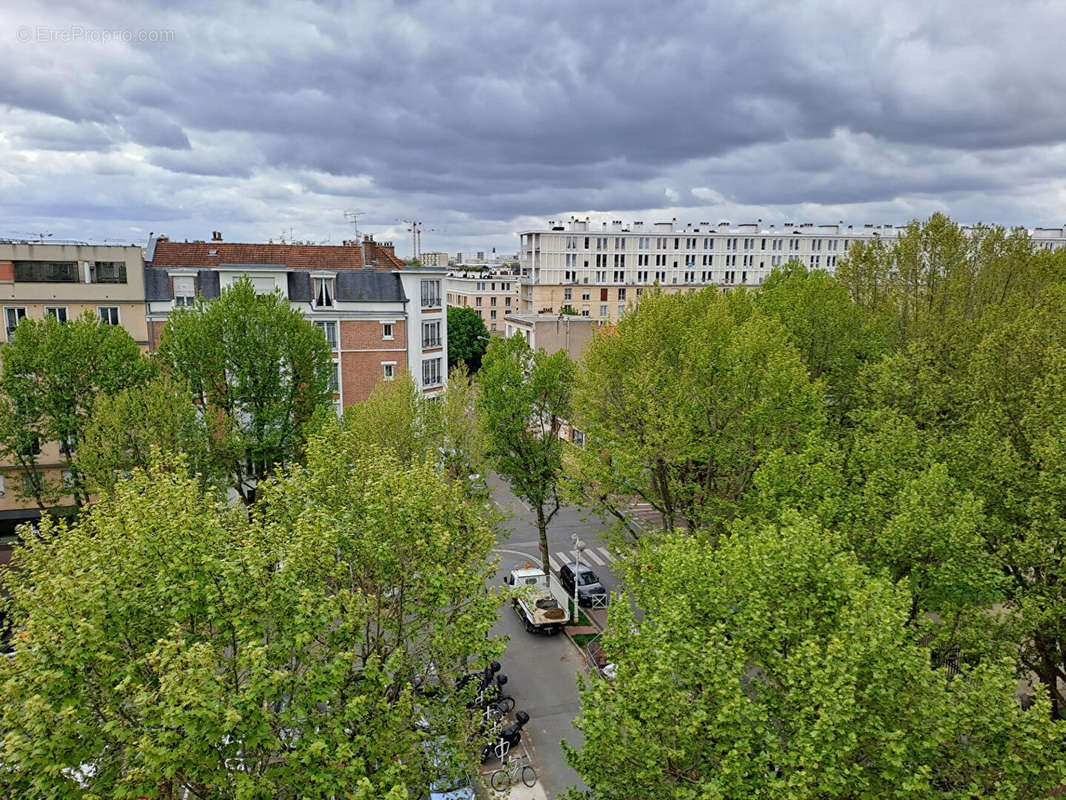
<box><xmin>536</xmin><ymin>504</ymin><xmax>550</xmax><ymax>576</ymax></box>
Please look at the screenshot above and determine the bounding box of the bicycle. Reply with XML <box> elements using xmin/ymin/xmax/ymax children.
<box><xmin>490</xmin><ymin>754</ymin><xmax>537</xmax><ymax>791</ymax></box>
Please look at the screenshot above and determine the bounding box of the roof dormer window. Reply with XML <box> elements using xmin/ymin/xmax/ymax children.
<box><xmin>313</xmin><ymin>276</ymin><xmax>335</xmax><ymax>308</ymax></box>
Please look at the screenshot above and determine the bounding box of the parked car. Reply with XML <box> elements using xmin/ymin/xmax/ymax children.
<box><xmin>557</xmin><ymin>563</ymin><xmax>607</xmax><ymax>607</ymax></box>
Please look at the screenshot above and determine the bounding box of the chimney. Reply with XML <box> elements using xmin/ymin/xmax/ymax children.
<box><xmin>211</xmin><ymin>231</ymin><xmax>223</xmax><ymax>242</ymax></box>
<box><xmin>362</xmin><ymin>234</ymin><xmax>374</xmax><ymax>269</ymax></box>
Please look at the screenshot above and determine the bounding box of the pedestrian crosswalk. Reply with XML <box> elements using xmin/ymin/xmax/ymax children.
<box><xmin>547</xmin><ymin>546</ymin><xmax>615</xmax><ymax>573</ymax></box>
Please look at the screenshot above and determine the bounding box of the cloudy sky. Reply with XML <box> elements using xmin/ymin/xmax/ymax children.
<box><xmin>2</xmin><ymin>0</ymin><xmax>1065</xmax><ymax>258</ymax></box>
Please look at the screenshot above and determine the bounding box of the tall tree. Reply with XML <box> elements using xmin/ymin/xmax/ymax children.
<box><xmin>565</xmin><ymin>520</ymin><xmax>1066</xmax><ymax>800</ymax></box>
<box><xmin>0</xmin><ymin>311</ymin><xmax>154</xmax><ymax>510</ymax></box>
<box><xmin>156</xmin><ymin>278</ymin><xmax>333</xmax><ymax>503</ymax></box>
<box><xmin>571</xmin><ymin>287</ymin><xmax>824</xmax><ymax>537</ymax></box>
<box><xmin>478</xmin><ymin>334</ymin><xmax>574</xmax><ymax>573</ymax></box>
<box><xmin>447</xmin><ymin>306</ymin><xmax>489</xmax><ymax>372</ymax></box>
<box><xmin>0</xmin><ymin>437</ymin><xmax>501</xmax><ymax>798</ymax></box>
<box><xmin>75</xmin><ymin>374</ymin><xmax>230</xmax><ymax>496</ymax></box>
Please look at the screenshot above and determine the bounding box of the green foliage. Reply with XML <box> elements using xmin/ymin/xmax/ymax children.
<box><xmin>756</xmin><ymin>261</ymin><xmax>892</xmax><ymax>417</ymax></box>
<box><xmin>75</xmin><ymin>374</ymin><xmax>230</xmax><ymax>496</ymax></box>
<box><xmin>571</xmin><ymin>287</ymin><xmax>824</xmax><ymax>537</ymax></box>
<box><xmin>0</xmin><ymin>437</ymin><xmax>502</xmax><ymax>798</ymax></box>
<box><xmin>156</xmin><ymin>278</ymin><xmax>333</xmax><ymax>502</ymax></box>
<box><xmin>447</xmin><ymin>306</ymin><xmax>489</xmax><ymax>372</ymax></box>
<box><xmin>343</xmin><ymin>366</ymin><xmax>489</xmax><ymax>482</ymax></box>
<box><xmin>565</xmin><ymin>520</ymin><xmax>1066</xmax><ymax>800</ymax></box>
<box><xmin>478</xmin><ymin>333</ymin><xmax>575</xmax><ymax>572</ymax></box>
<box><xmin>0</xmin><ymin>311</ymin><xmax>155</xmax><ymax>508</ymax></box>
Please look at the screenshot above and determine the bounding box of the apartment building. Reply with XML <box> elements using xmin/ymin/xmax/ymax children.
<box><xmin>517</xmin><ymin>218</ymin><xmax>1066</xmax><ymax>323</ymax></box>
<box><xmin>147</xmin><ymin>235</ymin><xmax>447</xmax><ymax>408</ymax></box>
<box><xmin>503</xmin><ymin>313</ymin><xmax>598</xmax><ymax>360</ymax></box>
<box><xmin>421</xmin><ymin>251</ymin><xmax>450</xmax><ymax>267</ymax></box>
<box><xmin>0</xmin><ymin>241</ymin><xmax>149</xmax><ymax>534</ymax></box>
<box><xmin>446</xmin><ymin>270</ymin><xmax>519</xmax><ymax>333</ymax></box>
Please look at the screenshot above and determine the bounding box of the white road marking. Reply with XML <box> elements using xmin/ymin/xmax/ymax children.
<box><xmin>547</xmin><ymin>553</ymin><xmax>561</xmax><ymax>572</ymax></box>
<box><xmin>598</xmin><ymin>546</ymin><xmax>616</xmax><ymax>563</ymax></box>
<box><xmin>582</xmin><ymin>548</ymin><xmax>604</xmax><ymax>566</ymax></box>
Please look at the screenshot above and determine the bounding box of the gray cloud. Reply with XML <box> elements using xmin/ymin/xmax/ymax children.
<box><xmin>1</xmin><ymin>0</ymin><xmax>1065</xmax><ymax>255</ymax></box>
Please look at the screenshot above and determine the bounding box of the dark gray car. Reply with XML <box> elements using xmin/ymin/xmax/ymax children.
<box><xmin>557</xmin><ymin>563</ymin><xmax>607</xmax><ymax>607</ymax></box>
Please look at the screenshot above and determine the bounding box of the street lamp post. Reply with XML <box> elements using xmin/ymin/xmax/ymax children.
<box><xmin>571</xmin><ymin>533</ymin><xmax>586</xmax><ymax>617</ymax></box>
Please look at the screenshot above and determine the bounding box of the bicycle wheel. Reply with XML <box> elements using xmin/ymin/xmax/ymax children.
<box><xmin>496</xmin><ymin>695</ymin><xmax>515</xmax><ymax>714</ymax></box>
<box><xmin>490</xmin><ymin>768</ymin><xmax>510</xmax><ymax>792</ymax></box>
<box><xmin>521</xmin><ymin>765</ymin><xmax>537</xmax><ymax>787</ymax></box>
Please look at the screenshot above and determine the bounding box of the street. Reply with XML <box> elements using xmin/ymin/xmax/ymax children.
<box><xmin>487</xmin><ymin>473</ymin><xmax>621</xmax><ymax>799</ymax></box>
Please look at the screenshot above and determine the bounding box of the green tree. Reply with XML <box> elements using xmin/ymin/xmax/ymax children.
<box><xmin>0</xmin><ymin>311</ymin><xmax>154</xmax><ymax>510</ymax></box>
<box><xmin>343</xmin><ymin>366</ymin><xmax>489</xmax><ymax>483</ymax></box>
<box><xmin>478</xmin><ymin>334</ymin><xmax>575</xmax><ymax>573</ymax></box>
<box><xmin>565</xmin><ymin>519</ymin><xmax>1066</xmax><ymax>800</ymax></box>
<box><xmin>571</xmin><ymin>287</ymin><xmax>824</xmax><ymax>537</ymax></box>
<box><xmin>0</xmin><ymin>436</ymin><xmax>501</xmax><ymax>798</ymax></box>
<box><xmin>75</xmin><ymin>374</ymin><xmax>230</xmax><ymax>496</ymax></box>
<box><xmin>156</xmin><ymin>278</ymin><xmax>333</xmax><ymax>503</ymax></box>
<box><xmin>447</xmin><ymin>306</ymin><xmax>489</xmax><ymax>372</ymax></box>
<box><xmin>756</xmin><ymin>261</ymin><xmax>891</xmax><ymax>419</ymax></box>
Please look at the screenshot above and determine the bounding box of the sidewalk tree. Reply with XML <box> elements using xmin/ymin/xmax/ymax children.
<box><xmin>156</xmin><ymin>278</ymin><xmax>333</xmax><ymax>503</ymax></box>
<box><xmin>565</xmin><ymin>519</ymin><xmax>1065</xmax><ymax>800</ymax></box>
<box><xmin>478</xmin><ymin>334</ymin><xmax>574</xmax><ymax>573</ymax></box>
<box><xmin>0</xmin><ymin>311</ymin><xmax>154</xmax><ymax>510</ymax></box>
<box><xmin>572</xmin><ymin>288</ymin><xmax>823</xmax><ymax>537</ymax></box>
<box><xmin>75</xmin><ymin>374</ymin><xmax>230</xmax><ymax>496</ymax></box>
<box><xmin>0</xmin><ymin>438</ymin><xmax>501</xmax><ymax>798</ymax></box>
<box><xmin>447</xmin><ymin>306</ymin><xmax>489</xmax><ymax>372</ymax></box>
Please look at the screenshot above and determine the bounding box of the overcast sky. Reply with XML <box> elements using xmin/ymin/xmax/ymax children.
<box><xmin>2</xmin><ymin>0</ymin><xmax>1065</xmax><ymax>258</ymax></box>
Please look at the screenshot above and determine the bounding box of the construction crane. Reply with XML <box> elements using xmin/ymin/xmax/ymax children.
<box><xmin>396</xmin><ymin>219</ymin><xmax>438</xmax><ymax>262</ymax></box>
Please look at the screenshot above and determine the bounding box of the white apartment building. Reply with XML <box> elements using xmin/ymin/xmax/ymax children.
<box><xmin>517</xmin><ymin>218</ymin><xmax>1066</xmax><ymax>321</ymax></box>
<box><xmin>446</xmin><ymin>270</ymin><xmax>520</xmax><ymax>333</ymax></box>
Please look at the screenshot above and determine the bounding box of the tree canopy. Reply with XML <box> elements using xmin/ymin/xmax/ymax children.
<box><xmin>447</xmin><ymin>306</ymin><xmax>489</xmax><ymax>372</ymax></box>
<box><xmin>478</xmin><ymin>333</ymin><xmax>575</xmax><ymax>572</ymax></box>
<box><xmin>566</xmin><ymin>520</ymin><xmax>1066</xmax><ymax>800</ymax></box>
<box><xmin>0</xmin><ymin>311</ymin><xmax>154</xmax><ymax>510</ymax></box>
<box><xmin>0</xmin><ymin>432</ymin><xmax>501</xmax><ymax>799</ymax></box>
<box><xmin>156</xmin><ymin>278</ymin><xmax>334</xmax><ymax>502</ymax></box>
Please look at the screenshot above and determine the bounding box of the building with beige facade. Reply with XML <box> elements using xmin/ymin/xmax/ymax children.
<box><xmin>503</xmin><ymin>313</ymin><xmax>598</xmax><ymax>361</ymax></box>
<box><xmin>420</xmin><ymin>251</ymin><xmax>450</xmax><ymax>268</ymax></box>
<box><xmin>517</xmin><ymin>218</ymin><xmax>1066</xmax><ymax>323</ymax></box>
<box><xmin>0</xmin><ymin>241</ymin><xmax>149</xmax><ymax>534</ymax></box>
<box><xmin>446</xmin><ymin>270</ymin><xmax>519</xmax><ymax>333</ymax></box>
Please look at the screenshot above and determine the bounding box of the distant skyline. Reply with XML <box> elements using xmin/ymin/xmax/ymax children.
<box><xmin>2</xmin><ymin>0</ymin><xmax>1065</xmax><ymax>259</ymax></box>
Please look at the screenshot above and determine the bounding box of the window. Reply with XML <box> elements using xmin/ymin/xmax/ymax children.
<box><xmin>505</xmin><ymin>296</ymin><xmax>511</xmax><ymax>307</ymax></box>
<box><xmin>45</xmin><ymin>307</ymin><xmax>68</xmax><ymax>323</ymax></box>
<box><xmin>173</xmin><ymin>275</ymin><xmax>195</xmax><ymax>306</ymax></box>
<box><xmin>490</xmin><ymin>309</ymin><xmax>497</xmax><ymax>320</ymax></box>
<box><xmin>475</xmin><ymin>297</ymin><xmax>482</xmax><ymax>307</ymax></box>
<box><xmin>422</xmin><ymin>357</ymin><xmax>443</xmax><ymax>387</ymax></box>
<box><xmin>98</xmin><ymin>307</ymin><xmax>119</xmax><ymax>325</ymax></box>
<box><xmin>420</xmin><ymin>279</ymin><xmax>441</xmax><ymax>308</ymax></box>
<box><xmin>600</xmin><ymin>304</ymin><xmax>608</xmax><ymax>317</ymax></box>
<box><xmin>328</xmin><ymin>362</ymin><xmax>339</xmax><ymax>392</ymax></box>
<box><xmin>581</xmin><ymin>291</ymin><xmax>590</xmax><ymax>301</ymax></box>
<box><xmin>313</xmin><ymin>277</ymin><xmax>335</xmax><ymax>308</ymax></box>
<box><xmin>4</xmin><ymin>307</ymin><xmax>26</xmax><ymax>339</ymax></box>
<box><xmin>618</xmin><ymin>304</ymin><xmax>625</xmax><ymax>318</ymax></box>
<box><xmin>0</xmin><ymin>475</ymin><xmax>5</xmax><ymax>498</ymax></box>
<box><xmin>618</xmin><ymin>287</ymin><xmax>627</xmax><ymax>300</ymax></box>
<box><xmin>564</xmin><ymin>270</ymin><xmax>576</xmax><ymax>283</ymax></box>
<box><xmin>62</xmin><ymin>470</ymin><xmax>75</xmax><ymax>489</ymax></box>
<box><xmin>382</xmin><ymin>322</ymin><xmax>394</xmax><ymax>339</ymax></box>
<box><xmin>314</xmin><ymin>321</ymin><xmax>338</xmax><ymax>349</ymax></box>
<box><xmin>422</xmin><ymin>320</ymin><xmax>441</xmax><ymax>348</ymax></box>
<box><xmin>21</xmin><ymin>436</ymin><xmax>41</xmax><ymax>458</ymax></box>
<box><xmin>564</xmin><ymin>287</ymin><xmax>572</xmax><ymax>301</ymax></box>
<box><xmin>383</xmin><ymin>362</ymin><xmax>396</xmax><ymax>381</ymax></box>
<box><xmin>14</xmin><ymin>261</ymin><xmax>79</xmax><ymax>282</ymax></box>
<box><xmin>92</xmin><ymin>261</ymin><xmax>127</xmax><ymax>283</ymax></box>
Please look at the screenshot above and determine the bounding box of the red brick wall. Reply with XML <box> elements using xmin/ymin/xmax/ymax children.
<box><xmin>340</xmin><ymin>318</ymin><xmax>406</xmax><ymax>350</ymax></box>
<box><xmin>148</xmin><ymin>320</ymin><xmax>168</xmax><ymax>351</ymax></box>
<box><xmin>340</xmin><ymin>351</ymin><xmax>406</xmax><ymax>405</ymax></box>
<box><xmin>0</xmin><ymin>262</ymin><xmax>13</xmax><ymax>282</ymax></box>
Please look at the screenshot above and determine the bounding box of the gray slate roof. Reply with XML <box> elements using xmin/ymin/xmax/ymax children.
<box><xmin>144</xmin><ymin>266</ymin><xmax>403</xmax><ymax>304</ymax></box>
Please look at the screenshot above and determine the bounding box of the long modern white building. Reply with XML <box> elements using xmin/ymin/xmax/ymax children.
<box><xmin>517</xmin><ymin>218</ymin><xmax>1066</xmax><ymax>322</ymax></box>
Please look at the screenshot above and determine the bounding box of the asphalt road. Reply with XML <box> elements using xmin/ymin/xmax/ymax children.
<box><xmin>487</xmin><ymin>473</ymin><xmax>622</xmax><ymax>799</ymax></box>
